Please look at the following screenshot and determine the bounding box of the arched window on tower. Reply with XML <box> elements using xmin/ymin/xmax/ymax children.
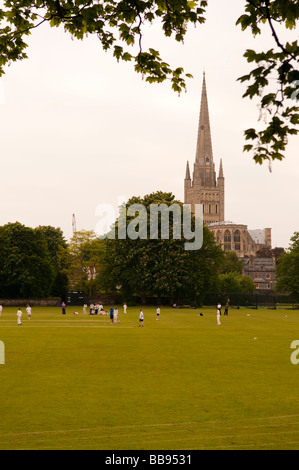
<box><xmin>224</xmin><ymin>230</ymin><xmax>231</xmax><ymax>251</ymax></box>
<box><xmin>234</xmin><ymin>230</ymin><xmax>241</xmax><ymax>251</ymax></box>
<box><xmin>209</xmin><ymin>204</ymin><xmax>211</xmax><ymax>214</ymax></box>
<box><xmin>216</xmin><ymin>204</ymin><xmax>218</xmax><ymax>214</ymax></box>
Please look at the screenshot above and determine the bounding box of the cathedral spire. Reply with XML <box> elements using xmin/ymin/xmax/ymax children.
<box><xmin>195</xmin><ymin>72</ymin><xmax>213</xmax><ymax>163</ymax></box>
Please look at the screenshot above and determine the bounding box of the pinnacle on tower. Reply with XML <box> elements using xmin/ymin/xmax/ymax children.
<box><xmin>185</xmin><ymin>160</ymin><xmax>191</xmax><ymax>180</ymax></box>
<box><xmin>218</xmin><ymin>158</ymin><xmax>224</xmax><ymax>178</ymax></box>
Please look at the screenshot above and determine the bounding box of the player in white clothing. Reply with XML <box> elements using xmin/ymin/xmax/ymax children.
<box><xmin>26</xmin><ymin>304</ymin><xmax>32</xmax><ymax>320</ymax></box>
<box><xmin>17</xmin><ymin>308</ymin><xmax>22</xmax><ymax>325</ymax></box>
<box><xmin>216</xmin><ymin>303</ymin><xmax>221</xmax><ymax>325</ymax></box>
<box><xmin>138</xmin><ymin>309</ymin><xmax>144</xmax><ymax>327</ymax></box>
<box><xmin>114</xmin><ymin>307</ymin><xmax>119</xmax><ymax>323</ymax></box>
<box><xmin>156</xmin><ymin>307</ymin><xmax>160</xmax><ymax>320</ymax></box>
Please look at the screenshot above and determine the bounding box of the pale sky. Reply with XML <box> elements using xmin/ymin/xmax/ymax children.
<box><xmin>0</xmin><ymin>1</ymin><xmax>298</xmax><ymax>249</ymax></box>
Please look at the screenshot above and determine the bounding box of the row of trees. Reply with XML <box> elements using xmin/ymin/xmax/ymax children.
<box><xmin>0</xmin><ymin>222</ymin><xmax>105</xmax><ymax>299</ymax></box>
<box><xmin>0</xmin><ymin>193</ymin><xmax>297</xmax><ymax>301</ymax></box>
<box><xmin>0</xmin><ymin>223</ymin><xmax>68</xmax><ymax>298</ymax></box>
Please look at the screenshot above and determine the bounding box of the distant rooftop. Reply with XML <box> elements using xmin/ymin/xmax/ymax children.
<box><xmin>248</xmin><ymin>229</ymin><xmax>266</xmax><ymax>245</ymax></box>
<box><xmin>243</xmin><ymin>257</ymin><xmax>275</xmax><ymax>269</ymax></box>
<box><xmin>208</xmin><ymin>222</ymin><xmax>269</xmax><ymax>247</ymax></box>
<box><xmin>208</xmin><ymin>220</ymin><xmax>247</xmax><ymax>227</ymax></box>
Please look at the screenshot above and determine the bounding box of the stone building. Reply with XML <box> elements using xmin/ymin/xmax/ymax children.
<box><xmin>243</xmin><ymin>256</ymin><xmax>276</xmax><ymax>291</ymax></box>
<box><xmin>184</xmin><ymin>73</ymin><xmax>273</xmax><ymax>260</ymax></box>
<box><xmin>208</xmin><ymin>221</ymin><xmax>272</xmax><ymax>258</ymax></box>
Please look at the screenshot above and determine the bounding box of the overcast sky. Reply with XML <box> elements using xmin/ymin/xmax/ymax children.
<box><xmin>0</xmin><ymin>1</ymin><xmax>298</xmax><ymax>249</ymax></box>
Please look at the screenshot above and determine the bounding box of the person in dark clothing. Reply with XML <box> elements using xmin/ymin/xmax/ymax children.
<box><xmin>110</xmin><ymin>307</ymin><xmax>114</xmax><ymax>324</ymax></box>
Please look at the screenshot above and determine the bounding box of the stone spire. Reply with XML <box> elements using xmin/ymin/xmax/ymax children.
<box><xmin>195</xmin><ymin>72</ymin><xmax>213</xmax><ymax>164</ymax></box>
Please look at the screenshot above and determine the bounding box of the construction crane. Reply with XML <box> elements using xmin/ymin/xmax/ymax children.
<box><xmin>72</xmin><ymin>213</ymin><xmax>77</xmax><ymax>235</ymax></box>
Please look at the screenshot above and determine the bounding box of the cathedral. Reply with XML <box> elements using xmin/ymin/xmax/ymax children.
<box><xmin>184</xmin><ymin>73</ymin><xmax>273</xmax><ymax>262</ymax></box>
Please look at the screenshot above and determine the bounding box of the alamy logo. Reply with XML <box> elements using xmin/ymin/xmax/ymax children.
<box><xmin>0</xmin><ymin>341</ymin><xmax>4</xmax><ymax>365</ymax></box>
<box><xmin>290</xmin><ymin>340</ymin><xmax>299</xmax><ymax>365</ymax></box>
<box><xmin>291</xmin><ymin>81</ymin><xmax>299</xmax><ymax>102</ymax></box>
<box><xmin>95</xmin><ymin>199</ymin><xmax>203</xmax><ymax>251</ymax></box>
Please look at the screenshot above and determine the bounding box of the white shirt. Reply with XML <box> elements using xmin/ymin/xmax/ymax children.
<box><xmin>26</xmin><ymin>307</ymin><xmax>31</xmax><ymax>315</ymax></box>
<box><xmin>139</xmin><ymin>311</ymin><xmax>144</xmax><ymax>320</ymax></box>
<box><xmin>157</xmin><ymin>308</ymin><xmax>160</xmax><ymax>314</ymax></box>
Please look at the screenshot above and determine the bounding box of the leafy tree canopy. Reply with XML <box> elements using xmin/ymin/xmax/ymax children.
<box><xmin>219</xmin><ymin>250</ymin><xmax>243</xmax><ymax>275</ymax></box>
<box><xmin>0</xmin><ymin>222</ymin><xmax>55</xmax><ymax>298</ymax></box>
<box><xmin>0</xmin><ymin>0</ymin><xmax>207</xmax><ymax>93</ymax></box>
<box><xmin>101</xmin><ymin>191</ymin><xmax>223</xmax><ymax>303</ymax></box>
<box><xmin>237</xmin><ymin>0</ymin><xmax>299</xmax><ymax>165</ymax></box>
<box><xmin>275</xmin><ymin>232</ymin><xmax>299</xmax><ymax>300</ymax></box>
<box><xmin>219</xmin><ymin>272</ymin><xmax>255</xmax><ymax>294</ymax></box>
<box><xmin>0</xmin><ymin>1</ymin><xmax>298</xmax><ymax>162</ymax></box>
<box><xmin>38</xmin><ymin>225</ymin><xmax>69</xmax><ymax>296</ymax></box>
<box><xmin>68</xmin><ymin>229</ymin><xmax>105</xmax><ymax>295</ymax></box>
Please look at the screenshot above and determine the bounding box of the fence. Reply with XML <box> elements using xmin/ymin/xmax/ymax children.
<box><xmin>66</xmin><ymin>291</ymin><xmax>299</xmax><ymax>309</ymax></box>
<box><xmin>0</xmin><ymin>298</ymin><xmax>60</xmax><ymax>307</ymax></box>
<box><xmin>203</xmin><ymin>292</ymin><xmax>299</xmax><ymax>309</ymax></box>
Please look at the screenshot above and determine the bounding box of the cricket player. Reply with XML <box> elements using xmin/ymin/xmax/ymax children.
<box><xmin>17</xmin><ymin>308</ymin><xmax>22</xmax><ymax>325</ymax></box>
<box><xmin>216</xmin><ymin>303</ymin><xmax>221</xmax><ymax>325</ymax></box>
<box><xmin>156</xmin><ymin>307</ymin><xmax>160</xmax><ymax>320</ymax></box>
<box><xmin>139</xmin><ymin>309</ymin><xmax>144</xmax><ymax>327</ymax></box>
<box><xmin>26</xmin><ymin>304</ymin><xmax>32</xmax><ymax>320</ymax></box>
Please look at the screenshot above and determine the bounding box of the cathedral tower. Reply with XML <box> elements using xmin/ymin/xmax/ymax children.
<box><xmin>184</xmin><ymin>73</ymin><xmax>225</xmax><ymax>223</ymax></box>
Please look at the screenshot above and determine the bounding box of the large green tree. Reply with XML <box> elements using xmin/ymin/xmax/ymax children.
<box><xmin>219</xmin><ymin>251</ymin><xmax>244</xmax><ymax>275</ymax></box>
<box><xmin>100</xmin><ymin>191</ymin><xmax>223</xmax><ymax>304</ymax></box>
<box><xmin>68</xmin><ymin>229</ymin><xmax>105</xmax><ymax>296</ymax></box>
<box><xmin>275</xmin><ymin>232</ymin><xmax>299</xmax><ymax>300</ymax></box>
<box><xmin>237</xmin><ymin>0</ymin><xmax>299</xmax><ymax>165</ymax></box>
<box><xmin>0</xmin><ymin>222</ymin><xmax>55</xmax><ymax>298</ymax></box>
<box><xmin>218</xmin><ymin>272</ymin><xmax>255</xmax><ymax>295</ymax></box>
<box><xmin>38</xmin><ymin>225</ymin><xmax>69</xmax><ymax>297</ymax></box>
<box><xmin>0</xmin><ymin>1</ymin><xmax>298</xmax><ymax>162</ymax></box>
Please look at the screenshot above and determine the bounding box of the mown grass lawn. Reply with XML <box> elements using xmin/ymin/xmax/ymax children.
<box><xmin>0</xmin><ymin>304</ymin><xmax>299</xmax><ymax>450</ymax></box>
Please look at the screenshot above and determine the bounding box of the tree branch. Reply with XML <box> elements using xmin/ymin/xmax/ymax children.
<box><xmin>264</xmin><ymin>0</ymin><xmax>297</xmax><ymax>61</ymax></box>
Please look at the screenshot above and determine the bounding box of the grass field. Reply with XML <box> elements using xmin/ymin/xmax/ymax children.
<box><xmin>0</xmin><ymin>304</ymin><xmax>299</xmax><ymax>450</ymax></box>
